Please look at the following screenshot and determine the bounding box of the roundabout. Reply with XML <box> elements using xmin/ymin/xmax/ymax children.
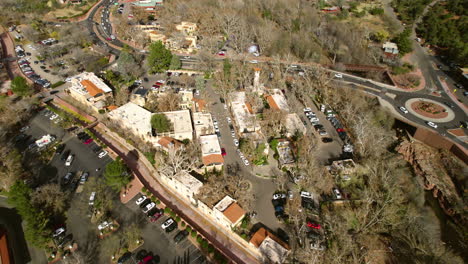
<box><xmin>405</xmin><ymin>98</ymin><xmax>455</xmax><ymax>123</ymax></box>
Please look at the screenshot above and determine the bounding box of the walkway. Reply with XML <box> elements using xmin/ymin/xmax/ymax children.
<box><xmin>89</xmin><ymin>123</ymin><xmax>261</xmax><ymax>264</ymax></box>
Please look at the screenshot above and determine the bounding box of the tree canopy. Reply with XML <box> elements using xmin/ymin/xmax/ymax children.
<box><xmin>151</xmin><ymin>113</ymin><xmax>172</xmax><ymax>133</ymax></box>
<box><xmin>7</xmin><ymin>181</ymin><xmax>51</xmax><ymax>248</ymax></box>
<box><xmin>147</xmin><ymin>41</ymin><xmax>172</xmax><ymax>73</ymax></box>
<box><xmin>416</xmin><ymin>1</ymin><xmax>468</xmax><ymax>66</ymax></box>
<box><xmin>11</xmin><ymin>76</ymin><xmax>30</xmax><ymax>96</ymax></box>
<box><xmin>392</xmin><ymin>29</ymin><xmax>413</xmax><ymax>55</ymax></box>
<box><xmin>169</xmin><ymin>55</ymin><xmax>181</xmax><ymax>70</ymax></box>
<box><xmin>104</xmin><ymin>157</ymin><xmax>131</xmax><ymax>191</ymax></box>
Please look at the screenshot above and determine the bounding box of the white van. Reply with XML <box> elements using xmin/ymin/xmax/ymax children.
<box><xmin>89</xmin><ymin>192</ymin><xmax>96</xmax><ymax>205</ymax></box>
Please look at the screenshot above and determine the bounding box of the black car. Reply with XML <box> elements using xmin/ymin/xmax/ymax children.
<box><xmin>314</xmin><ymin>124</ymin><xmax>324</xmax><ymax>130</ymax></box>
<box><xmin>173</xmin><ymin>230</ymin><xmax>189</xmax><ymax>244</ymax></box>
<box><xmin>117</xmin><ymin>252</ymin><xmax>132</xmax><ymax>264</ymax></box>
<box><xmin>55</xmin><ymin>144</ymin><xmax>65</xmax><ymax>154</ymax></box>
<box><xmin>139</xmin><ymin>199</ymin><xmax>151</xmax><ymax>208</ymax></box>
<box><xmin>61</xmin><ymin>150</ymin><xmax>70</xmax><ymax>161</ymax></box>
<box><xmin>92</xmin><ymin>146</ymin><xmax>103</xmax><ymax>153</ymax></box>
<box><xmin>443</xmin><ymin>102</ymin><xmax>455</xmax><ymax>108</ymax></box>
<box><xmin>321</xmin><ymin>137</ymin><xmax>333</xmax><ymax>143</ymax></box>
<box><xmin>40</xmin><ymin>65</ymin><xmax>46</xmax><ymax>69</ymax></box>
<box><xmin>165</xmin><ymin>222</ymin><xmax>177</xmax><ymax>233</ymax></box>
<box><xmin>57</xmin><ymin>234</ymin><xmax>73</xmax><ymax>248</ymax></box>
<box><xmin>143</xmin><ymin>77</ymin><xmax>149</xmax><ymax>82</ymax></box>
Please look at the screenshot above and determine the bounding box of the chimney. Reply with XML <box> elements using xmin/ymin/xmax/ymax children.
<box><xmin>253</xmin><ymin>67</ymin><xmax>261</xmax><ymax>88</ymax></box>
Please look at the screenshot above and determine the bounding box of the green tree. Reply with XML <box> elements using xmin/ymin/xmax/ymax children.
<box><xmin>104</xmin><ymin>157</ymin><xmax>131</xmax><ymax>191</ymax></box>
<box><xmin>150</xmin><ymin>113</ymin><xmax>172</xmax><ymax>133</ymax></box>
<box><xmin>7</xmin><ymin>181</ymin><xmax>51</xmax><ymax>248</ymax></box>
<box><xmin>147</xmin><ymin>41</ymin><xmax>172</xmax><ymax>73</ymax></box>
<box><xmin>169</xmin><ymin>55</ymin><xmax>181</xmax><ymax>70</ymax></box>
<box><xmin>11</xmin><ymin>76</ymin><xmax>30</xmax><ymax>96</ymax></box>
<box><xmin>393</xmin><ymin>29</ymin><xmax>413</xmax><ymax>55</ymax></box>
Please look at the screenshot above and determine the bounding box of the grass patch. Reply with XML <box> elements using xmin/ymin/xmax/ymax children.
<box><xmin>144</xmin><ymin>151</ymin><xmax>156</xmax><ymax>165</ymax></box>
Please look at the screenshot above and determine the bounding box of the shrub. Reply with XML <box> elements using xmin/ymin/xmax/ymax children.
<box><xmin>201</xmin><ymin>240</ymin><xmax>209</xmax><ymax>248</ymax></box>
<box><xmin>185</xmin><ymin>226</ymin><xmax>191</xmax><ymax>232</ymax></box>
<box><xmin>175</xmin><ymin>216</ymin><xmax>181</xmax><ymax>222</ymax></box>
<box><xmin>155</xmin><ymin>200</ymin><xmax>161</xmax><ymax>204</ymax></box>
<box><xmin>170</xmin><ymin>211</ymin><xmax>176</xmax><ymax>218</ymax></box>
<box><xmin>181</xmin><ymin>221</ymin><xmax>186</xmax><ymax>227</ymax></box>
<box><xmin>164</xmin><ymin>207</ymin><xmax>171</xmax><ymax>214</ymax></box>
<box><xmin>208</xmin><ymin>244</ymin><xmax>215</xmax><ymax>253</ymax></box>
<box><xmin>51</xmin><ymin>81</ymin><xmax>65</xmax><ymax>88</ymax></box>
<box><xmin>196</xmin><ymin>235</ymin><xmax>203</xmax><ymax>243</ymax></box>
<box><xmin>369</xmin><ymin>7</ymin><xmax>384</xmax><ymax>15</ymax></box>
<box><xmin>142</xmin><ymin>187</ymin><xmax>147</xmax><ymax>193</ymax></box>
<box><xmin>240</xmin><ymin>233</ymin><xmax>248</xmax><ymax>240</ymax></box>
<box><xmin>191</xmin><ymin>230</ymin><xmax>197</xmax><ymax>237</ymax></box>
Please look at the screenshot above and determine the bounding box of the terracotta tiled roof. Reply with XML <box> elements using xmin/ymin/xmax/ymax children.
<box><xmin>202</xmin><ymin>154</ymin><xmax>224</xmax><ymax>166</ymax></box>
<box><xmin>266</xmin><ymin>95</ymin><xmax>280</xmax><ymax>110</ymax></box>
<box><xmin>81</xmin><ymin>80</ymin><xmax>103</xmax><ymax>97</ymax></box>
<box><xmin>158</xmin><ymin>137</ymin><xmax>182</xmax><ymax>150</ymax></box>
<box><xmin>193</xmin><ymin>98</ymin><xmax>207</xmax><ymax>111</ymax></box>
<box><xmin>107</xmin><ymin>105</ymin><xmax>118</xmax><ymax>110</ymax></box>
<box><xmin>253</xmin><ymin>67</ymin><xmax>262</xmax><ymax>72</ymax></box>
<box><xmin>223</xmin><ymin>202</ymin><xmax>246</xmax><ymax>224</ymax></box>
<box><xmin>245</xmin><ymin>102</ymin><xmax>254</xmax><ymax>114</ymax></box>
<box><xmin>250</xmin><ymin>227</ymin><xmax>290</xmax><ymax>250</ymax></box>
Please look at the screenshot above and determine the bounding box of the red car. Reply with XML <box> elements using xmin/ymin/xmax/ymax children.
<box><xmin>139</xmin><ymin>255</ymin><xmax>153</xmax><ymax>264</ymax></box>
<box><xmin>307</xmin><ymin>222</ymin><xmax>321</xmax><ymax>229</ymax></box>
<box><xmin>84</xmin><ymin>138</ymin><xmax>93</xmax><ymax>144</ymax></box>
<box><xmin>150</xmin><ymin>211</ymin><xmax>163</xmax><ymax>222</ymax></box>
<box><xmin>336</xmin><ymin>128</ymin><xmax>345</xmax><ymax>133</ymax></box>
<box><xmin>217</xmin><ymin>51</ymin><xmax>225</xmax><ymax>56</ymax></box>
<box><xmin>221</xmin><ymin>148</ymin><xmax>226</xmax><ymax>156</ymax></box>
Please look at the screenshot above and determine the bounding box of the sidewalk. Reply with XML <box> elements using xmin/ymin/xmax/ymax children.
<box><xmin>89</xmin><ymin>123</ymin><xmax>261</xmax><ymax>264</ymax></box>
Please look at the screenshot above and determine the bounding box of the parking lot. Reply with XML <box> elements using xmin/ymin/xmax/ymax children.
<box><xmin>21</xmin><ymin>109</ymin><xmax>112</xmax><ymax>186</ymax></box>
<box><xmin>121</xmin><ymin>195</ymin><xmax>207</xmax><ymax>264</ymax></box>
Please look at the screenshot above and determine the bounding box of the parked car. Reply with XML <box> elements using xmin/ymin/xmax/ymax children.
<box><xmin>55</xmin><ymin>144</ymin><xmax>65</xmax><ymax>154</ymax></box>
<box><xmin>79</xmin><ymin>172</ymin><xmax>89</xmax><ymax>184</ymax></box>
<box><xmin>174</xmin><ymin>230</ymin><xmax>189</xmax><ymax>244</ymax></box>
<box><xmin>233</xmin><ymin>139</ymin><xmax>239</xmax><ymax>146</ymax></box>
<box><xmin>142</xmin><ymin>202</ymin><xmax>156</xmax><ymax>213</ymax></box>
<box><xmin>161</xmin><ymin>218</ymin><xmax>175</xmax><ymax>229</ymax></box>
<box><xmin>63</xmin><ymin>172</ymin><xmax>73</xmax><ymax>185</ymax></box>
<box><xmin>221</xmin><ymin>148</ymin><xmax>226</xmax><ymax>156</ymax></box>
<box><xmin>136</xmin><ymin>195</ymin><xmax>147</xmax><ymax>205</ymax></box>
<box><xmin>53</xmin><ymin>227</ymin><xmax>65</xmax><ymax>237</ymax></box>
<box><xmin>117</xmin><ymin>252</ymin><xmax>132</xmax><ymax>264</ymax></box>
<box><xmin>321</xmin><ymin>137</ymin><xmax>333</xmax><ymax>143</ymax></box>
<box><xmin>89</xmin><ymin>192</ymin><xmax>96</xmax><ymax>205</ymax></box>
<box><xmin>333</xmin><ymin>188</ymin><xmax>343</xmax><ymax>199</ymax></box>
<box><xmin>98</xmin><ymin>150</ymin><xmax>108</xmax><ymax>159</ymax></box>
<box><xmin>242</xmin><ymin>158</ymin><xmax>250</xmax><ymax>166</ymax></box>
<box><xmin>61</xmin><ymin>150</ymin><xmax>70</xmax><ymax>161</ymax></box>
<box><xmin>165</xmin><ymin>222</ymin><xmax>177</xmax><ymax>233</ymax></box>
<box><xmin>65</xmin><ymin>154</ymin><xmax>74</xmax><ymax>166</ymax></box>
<box><xmin>139</xmin><ymin>199</ymin><xmax>151</xmax><ymax>209</ymax></box>
<box><xmin>84</xmin><ymin>138</ymin><xmax>93</xmax><ymax>144</ymax></box>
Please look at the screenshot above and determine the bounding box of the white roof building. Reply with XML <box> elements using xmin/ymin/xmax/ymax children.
<box><xmin>213</xmin><ymin>196</ymin><xmax>246</xmax><ymax>228</ymax></box>
<box><xmin>160</xmin><ymin>110</ymin><xmax>193</xmax><ymax>141</ymax></box>
<box><xmin>383</xmin><ymin>42</ymin><xmax>399</xmax><ymax>54</ymax></box>
<box><xmin>67</xmin><ymin>72</ymin><xmax>113</xmax><ymax>111</ymax></box>
<box><xmin>229</xmin><ymin>92</ymin><xmax>260</xmax><ymax>134</ymax></box>
<box><xmin>160</xmin><ymin>170</ymin><xmax>203</xmax><ymax>204</ymax></box>
<box><xmin>193</xmin><ymin>112</ymin><xmax>214</xmax><ymax>138</ymax></box>
<box><xmin>107</xmin><ymin>102</ymin><xmax>154</xmax><ymax>141</ymax></box>
<box><xmin>199</xmin><ymin>134</ymin><xmax>224</xmax><ymax>167</ymax></box>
